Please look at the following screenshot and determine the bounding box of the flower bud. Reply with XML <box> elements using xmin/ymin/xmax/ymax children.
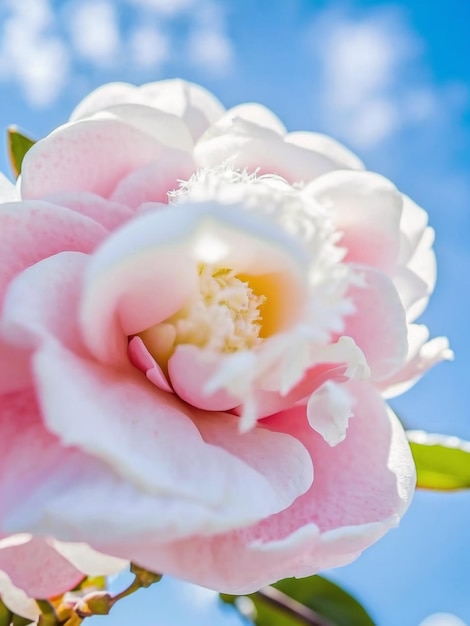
<box><xmin>74</xmin><ymin>591</ymin><xmax>112</xmax><ymax>618</ymax></box>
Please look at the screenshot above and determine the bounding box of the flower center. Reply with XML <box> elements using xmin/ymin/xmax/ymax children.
<box><xmin>170</xmin><ymin>265</ymin><xmax>266</xmax><ymax>352</ymax></box>
<box><xmin>139</xmin><ymin>265</ymin><xmax>266</xmax><ymax>367</ymax></box>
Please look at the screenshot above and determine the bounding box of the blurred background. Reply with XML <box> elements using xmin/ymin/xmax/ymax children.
<box><xmin>0</xmin><ymin>0</ymin><xmax>469</xmax><ymax>624</ymax></box>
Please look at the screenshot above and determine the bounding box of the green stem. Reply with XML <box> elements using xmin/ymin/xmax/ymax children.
<box><xmin>109</xmin><ymin>578</ymin><xmax>144</xmax><ymax>608</ymax></box>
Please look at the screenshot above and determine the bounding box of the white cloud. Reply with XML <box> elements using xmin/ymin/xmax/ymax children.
<box><xmin>0</xmin><ymin>0</ymin><xmax>236</xmax><ymax>107</ymax></box>
<box><xmin>0</xmin><ymin>0</ymin><xmax>70</xmax><ymax>106</ymax></box>
<box><xmin>306</xmin><ymin>6</ymin><xmax>462</xmax><ymax>149</ymax></box>
<box><xmin>67</xmin><ymin>0</ymin><xmax>120</xmax><ymax>66</ymax></box>
<box><xmin>3</xmin><ymin>0</ymin><xmax>53</xmax><ymax>31</ymax></box>
<box><xmin>188</xmin><ymin>29</ymin><xmax>234</xmax><ymax>75</ymax></box>
<box><xmin>128</xmin><ymin>25</ymin><xmax>170</xmax><ymax>69</ymax></box>
<box><xmin>124</xmin><ymin>0</ymin><xmax>196</xmax><ymax>16</ymax></box>
<box><xmin>419</xmin><ymin>613</ymin><xmax>467</xmax><ymax>626</ymax></box>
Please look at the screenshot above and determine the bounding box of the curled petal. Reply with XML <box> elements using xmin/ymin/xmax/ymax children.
<box><xmin>380</xmin><ymin>324</ymin><xmax>454</xmax><ymax>398</ymax></box>
<box><xmin>112</xmin><ymin>382</ymin><xmax>415</xmax><ymax>593</ymax></box>
<box><xmin>80</xmin><ymin>203</ymin><xmax>308</xmax><ymax>365</ymax></box>
<box><xmin>307</xmin><ymin>380</ymin><xmax>354</xmax><ymax>446</ymax></box>
<box><xmin>1</xmin><ymin>385</ymin><xmax>312</xmax><ymax>546</ymax></box>
<box><xmin>31</xmin><ymin>342</ymin><xmax>312</xmax><ymax>526</ymax></box>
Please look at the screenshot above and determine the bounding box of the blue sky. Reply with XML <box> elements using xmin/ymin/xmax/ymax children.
<box><xmin>0</xmin><ymin>1</ymin><xmax>469</xmax><ymax>624</ymax></box>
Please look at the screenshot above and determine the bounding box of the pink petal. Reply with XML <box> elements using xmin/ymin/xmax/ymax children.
<box><xmin>0</xmin><ymin>569</ymin><xmax>39</xmax><ymax>620</ymax></box>
<box><xmin>168</xmin><ymin>345</ymin><xmax>241</xmax><ymax>411</ymax></box>
<box><xmin>1</xmin><ymin>252</ymin><xmax>88</xmax><ymax>354</ymax></box>
<box><xmin>0</xmin><ymin>388</ymin><xmax>308</xmax><ymax>548</ymax></box>
<box><xmin>21</xmin><ymin>113</ymin><xmax>190</xmax><ymax>200</ymax></box>
<box><xmin>0</xmin><ymin>537</ymin><xmax>83</xmax><ymax>599</ymax></box>
<box><xmin>341</xmin><ymin>265</ymin><xmax>408</xmax><ymax>380</ymax></box>
<box><xmin>0</xmin><ymin>200</ymin><xmax>106</xmax><ymax>306</ymax></box>
<box><xmin>122</xmin><ymin>382</ymin><xmax>414</xmax><ymax>593</ymax></box>
<box><xmin>44</xmin><ymin>191</ymin><xmax>134</xmax><ymax>230</ymax></box>
<box><xmin>32</xmin><ymin>341</ymin><xmax>312</xmax><ymax>527</ymax></box>
<box><xmin>0</xmin><ymin>340</ymin><xmax>31</xmax><ymax>395</ymax></box>
<box><xmin>306</xmin><ymin>170</ymin><xmax>403</xmax><ymax>275</ymax></box>
<box><xmin>109</xmin><ymin>150</ymin><xmax>196</xmax><ymax>209</ymax></box>
<box><xmin>128</xmin><ymin>335</ymin><xmax>173</xmax><ymax>393</ymax></box>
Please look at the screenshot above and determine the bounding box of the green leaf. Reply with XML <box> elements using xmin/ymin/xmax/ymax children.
<box><xmin>221</xmin><ymin>575</ymin><xmax>375</xmax><ymax>626</ymax></box>
<box><xmin>7</xmin><ymin>127</ymin><xmax>36</xmax><ymax>178</ymax></box>
<box><xmin>0</xmin><ymin>598</ymin><xmax>13</xmax><ymax>626</ymax></box>
<box><xmin>274</xmin><ymin>576</ymin><xmax>374</xmax><ymax>626</ymax></box>
<box><xmin>221</xmin><ymin>591</ymin><xmax>302</xmax><ymax>626</ymax></box>
<box><xmin>408</xmin><ymin>431</ymin><xmax>470</xmax><ymax>491</ymax></box>
<box><xmin>12</xmin><ymin>615</ymin><xmax>33</xmax><ymax>626</ymax></box>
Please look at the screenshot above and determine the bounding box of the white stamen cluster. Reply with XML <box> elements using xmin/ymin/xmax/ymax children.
<box><xmin>168</xmin><ymin>265</ymin><xmax>266</xmax><ymax>353</ymax></box>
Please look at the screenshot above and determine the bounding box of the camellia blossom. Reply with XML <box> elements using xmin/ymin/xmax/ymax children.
<box><xmin>0</xmin><ymin>79</ymin><xmax>451</xmax><ymax>618</ymax></box>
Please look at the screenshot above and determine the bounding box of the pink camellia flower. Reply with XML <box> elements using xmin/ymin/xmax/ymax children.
<box><xmin>0</xmin><ymin>80</ymin><xmax>451</xmax><ymax>612</ymax></box>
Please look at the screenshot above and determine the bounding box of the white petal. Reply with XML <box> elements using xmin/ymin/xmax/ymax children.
<box><xmin>51</xmin><ymin>541</ymin><xmax>128</xmax><ymax>576</ymax></box>
<box><xmin>285</xmin><ymin>132</ymin><xmax>364</xmax><ymax>171</ymax></box>
<box><xmin>380</xmin><ymin>324</ymin><xmax>453</xmax><ymax>398</ymax></box>
<box><xmin>92</xmin><ymin>103</ymin><xmax>193</xmax><ymax>153</ymax></box>
<box><xmin>0</xmin><ymin>173</ymin><xmax>19</xmax><ymax>202</ymax></box>
<box><xmin>0</xmin><ymin>572</ymin><xmax>38</xmax><ymax>621</ymax></box>
<box><xmin>70</xmin><ymin>82</ymin><xmax>138</xmax><ymax>120</ymax></box>
<box><xmin>307</xmin><ymin>380</ymin><xmax>354</xmax><ymax>446</ymax></box>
